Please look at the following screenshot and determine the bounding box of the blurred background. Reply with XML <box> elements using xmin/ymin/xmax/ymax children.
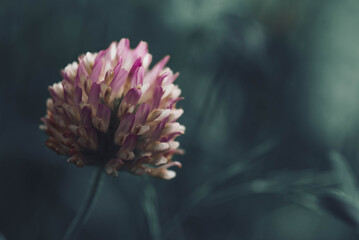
<box><xmin>1</xmin><ymin>0</ymin><xmax>359</xmax><ymax>239</ymax></box>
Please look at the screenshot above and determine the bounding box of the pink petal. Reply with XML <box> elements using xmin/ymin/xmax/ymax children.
<box><xmin>120</xmin><ymin>133</ymin><xmax>137</xmax><ymax>153</ymax></box>
<box><xmin>61</xmin><ymin>71</ymin><xmax>72</xmax><ymax>83</ymax></box>
<box><xmin>156</xmin><ymin>73</ymin><xmax>169</xmax><ymax>86</ymax></box>
<box><xmin>74</xmin><ymin>86</ymin><xmax>82</xmax><ymax>109</ymax></box>
<box><xmin>155</xmin><ymin>56</ymin><xmax>170</xmax><ymax>72</ymax></box>
<box><xmin>110</xmin><ymin>68</ymin><xmax>128</xmax><ymax>94</ymax></box>
<box><xmin>104</xmin><ymin>42</ymin><xmax>117</xmax><ymax>62</ymax></box>
<box><xmin>168</xmin><ymin>72</ymin><xmax>179</xmax><ymax>84</ymax></box>
<box><xmin>133</xmin><ymin>66</ymin><xmax>144</xmax><ymax>87</ymax></box>
<box><xmin>113</xmin><ymin>57</ymin><xmax>123</xmax><ymax>75</ymax></box>
<box><xmin>145</xmin><ymin>55</ymin><xmax>170</xmax><ymax>84</ymax></box>
<box><xmin>123</xmin><ymin>88</ymin><xmax>141</xmax><ymax>106</ymax></box>
<box><xmin>90</xmin><ymin>51</ymin><xmax>105</xmax><ymax>82</ymax></box>
<box><xmin>168</xmin><ymin>97</ymin><xmax>184</xmax><ymax>109</ymax></box>
<box><xmin>117</xmin><ymin>38</ymin><xmax>130</xmax><ymax>57</ymax></box>
<box><xmin>160</xmin><ymin>132</ymin><xmax>182</xmax><ymax>142</ymax></box>
<box><xmin>152</xmin><ymin>86</ymin><xmax>163</xmax><ymax>109</ymax></box>
<box><xmin>115</xmin><ymin>113</ymin><xmax>135</xmax><ymax>136</ymax></box>
<box><xmin>133</xmin><ymin>41</ymin><xmax>148</xmax><ymax>59</ymax></box>
<box><xmin>134</xmin><ymin>103</ymin><xmax>150</xmax><ymax>126</ymax></box>
<box><xmin>152</xmin><ymin>119</ymin><xmax>166</xmax><ymax>141</ymax></box>
<box><xmin>97</xmin><ymin>103</ymin><xmax>111</xmax><ymax>125</ymax></box>
<box><xmin>88</xmin><ymin>83</ymin><xmax>101</xmax><ymax>110</ymax></box>
<box><xmin>80</xmin><ymin>106</ymin><xmax>92</xmax><ymax>126</ymax></box>
<box><xmin>104</xmin><ymin>69</ymin><xmax>113</xmax><ymax>84</ymax></box>
<box><xmin>75</xmin><ymin>60</ymin><xmax>89</xmax><ymax>85</ymax></box>
<box><xmin>129</xmin><ymin>57</ymin><xmax>142</xmax><ymax>77</ymax></box>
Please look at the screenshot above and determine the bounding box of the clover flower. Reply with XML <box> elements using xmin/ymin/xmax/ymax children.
<box><xmin>40</xmin><ymin>39</ymin><xmax>185</xmax><ymax>179</ymax></box>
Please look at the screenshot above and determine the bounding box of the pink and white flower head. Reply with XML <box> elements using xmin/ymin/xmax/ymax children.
<box><xmin>40</xmin><ymin>39</ymin><xmax>185</xmax><ymax>180</ymax></box>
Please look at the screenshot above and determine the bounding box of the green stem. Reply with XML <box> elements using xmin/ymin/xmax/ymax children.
<box><xmin>63</xmin><ymin>168</ymin><xmax>104</xmax><ymax>240</ymax></box>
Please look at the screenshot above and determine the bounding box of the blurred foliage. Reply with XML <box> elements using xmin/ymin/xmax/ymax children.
<box><xmin>1</xmin><ymin>0</ymin><xmax>359</xmax><ymax>239</ymax></box>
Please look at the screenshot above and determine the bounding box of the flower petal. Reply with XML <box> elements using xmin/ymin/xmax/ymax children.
<box><xmin>74</xmin><ymin>86</ymin><xmax>82</xmax><ymax>109</ymax></box>
<box><xmin>134</xmin><ymin>66</ymin><xmax>144</xmax><ymax>87</ymax></box>
<box><xmin>123</xmin><ymin>88</ymin><xmax>141</xmax><ymax>106</ymax></box>
<box><xmin>152</xmin><ymin>86</ymin><xmax>163</xmax><ymax>110</ymax></box>
<box><xmin>114</xmin><ymin>113</ymin><xmax>135</xmax><ymax>144</ymax></box>
<box><xmin>96</xmin><ymin>103</ymin><xmax>111</xmax><ymax>132</ymax></box>
<box><xmin>152</xmin><ymin>119</ymin><xmax>166</xmax><ymax>141</ymax></box>
<box><xmin>129</xmin><ymin>57</ymin><xmax>142</xmax><ymax>78</ymax></box>
<box><xmin>80</xmin><ymin>106</ymin><xmax>92</xmax><ymax>126</ymax></box>
<box><xmin>75</xmin><ymin>60</ymin><xmax>89</xmax><ymax>85</ymax></box>
<box><xmin>147</xmin><ymin>161</ymin><xmax>182</xmax><ymax>180</ymax></box>
<box><xmin>117</xmin><ymin>38</ymin><xmax>130</xmax><ymax>57</ymax></box>
<box><xmin>90</xmin><ymin>50</ymin><xmax>105</xmax><ymax>82</ymax></box>
<box><xmin>134</xmin><ymin>103</ymin><xmax>150</xmax><ymax>126</ymax></box>
<box><xmin>88</xmin><ymin>83</ymin><xmax>101</xmax><ymax>112</ymax></box>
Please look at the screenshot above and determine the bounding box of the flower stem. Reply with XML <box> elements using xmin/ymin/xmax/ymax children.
<box><xmin>63</xmin><ymin>168</ymin><xmax>104</xmax><ymax>240</ymax></box>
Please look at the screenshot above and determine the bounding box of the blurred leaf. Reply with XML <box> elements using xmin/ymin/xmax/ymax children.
<box><xmin>186</xmin><ymin>138</ymin><xmax>278</xmax><ymax>209</ymax></box>
<box><xmin>320</xmin><ymin>191</ymin><xmax>359</xmax><ymax>228</ymax></box>
<box><xmin>206</xmin><ymin>170</ymin><xmax>335</xmax><ymax>207</ymax></box>
<box><xmin>317</xmin><ymin>151</ymin><xmax>359</xmax><ymax>229</ymax></box>
<box><xmin>329</xmin><ymin>151</ymin><xmax>359</xmax><ymax>199</ymax></box>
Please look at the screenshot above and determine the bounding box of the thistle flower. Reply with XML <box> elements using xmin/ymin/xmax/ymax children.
<box><xmin>40</xmin><ymin>39</ymin><xmax>185</xmax><ymax>179</ymax></box>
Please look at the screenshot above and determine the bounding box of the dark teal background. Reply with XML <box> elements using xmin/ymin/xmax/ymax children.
<box><xmin>1</xmin><ymin>0</ymin><xmax>359</xmax><ymax>239</ymax></box>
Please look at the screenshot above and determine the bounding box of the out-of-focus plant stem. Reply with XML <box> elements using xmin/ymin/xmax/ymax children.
<box><xmin>63</xmin><ymin>167</ymin><xmax>104</xmax><ymax>240</ymax></box>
